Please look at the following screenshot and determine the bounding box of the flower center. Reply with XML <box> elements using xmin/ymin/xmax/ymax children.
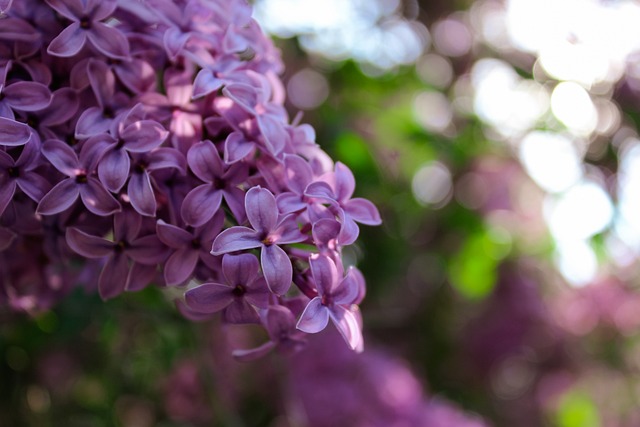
<box><xmin>190</xmin><ymin>238</ymin><xmax>200</xmax><ymax>249</ymax></box>
<box><xmin>7</xmin><ymin>166</ymin><xmax>19</xmax><ymax>178</ymax></box>
<box><xmin>261</xmin><ymin>235</ymin><xmax>275</xmax><ymax>246</ymax></box>
<box><xmin>75</xmin><ymin>173</ymin><xmax>88</xmax><ymax>184</ymax></box>
<box><xmin>79</xmin><ymin>16</ymin><xmax>92</xmax><ymax>29</ymax></box>
<box><xmin>232</xmin><ymin>284</ymin><xmax>246</xmax><ymax>297</ymax></box>
<box><xmin>114</xmin><ymin>240</ymin><xmax>128</xmax><ymax>253</ymax></box>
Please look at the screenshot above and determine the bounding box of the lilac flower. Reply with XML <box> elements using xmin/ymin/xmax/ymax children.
<box><xmin>36</xmin><ymin>139</ymin><xmax>121</xmax><ymax>216</ymax></box>
<box><xmin>0</xmin><ymin>140</ymin><xmax>50</xmax><ymax>215</ymax></box>
<box><xmin>156</xmin><ymin>210</ymin><xmax>223</xmax><ymax>286</ymax></box>
<box><xmin>296</xmin><ymin>254</ymin><xmax>363</xmax><ymax>351</ymax></box>
<box><xmin>45</xmin><ymin>0</ymin><xmax>130</xmax><ymax>59</ymax></box>
<box><xmin>181</xmin><ymin>140</ymin><xmax>246</xmax><ymax>226</ymax></box>
<box><xmin>232</xmin><ymin>305</ymin><xmax>307</xmax><ymax>361</ymax></box>
<box><xmin>305</xmin><ymin>161</ymin><xmax>381</xmax><ymax>245</ymax></box>
<box><xmin>184</xmin><ymin>253</ymin><xmax>270</xmax><ymax>324</ymax></box>
<box><xmin>212</xmin><ymin>186</ymin><xmax>306</xmax><ymax>295</ymax></box>
<box><xmin>0</xmin><ymin>0</ymin><xmax>12</xmax><ymax>14</ymax></box>
<box><xmin>65</xmin><ymin>210</ymin><xmax>167</xmax><ymax>299</ymax></box>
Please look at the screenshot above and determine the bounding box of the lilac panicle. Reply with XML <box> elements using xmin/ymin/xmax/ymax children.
<box><xmin>0</xmin><ymin>0</ymin><xmax>380</xmax><ymax>357</ymax></box>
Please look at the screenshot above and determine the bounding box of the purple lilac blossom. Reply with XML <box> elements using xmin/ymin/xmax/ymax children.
<box><xmin>0</xmin><ymin>0</ymin><xmax>380</xmax><ymax>356</ymax></box>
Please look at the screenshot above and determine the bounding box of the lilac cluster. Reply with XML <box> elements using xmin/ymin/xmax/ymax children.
<box><xmin>0</xmin><ymin>0</ymin><xmax>380</xmax><ymax>353</ymax></box>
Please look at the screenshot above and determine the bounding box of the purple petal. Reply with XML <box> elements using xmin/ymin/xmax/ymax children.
<box><xmin>312</xmin><ymin>218</ymin><xmax>341</xmax><ymax>247</ymax></box>
<box><xmin>338</xmin><ymin>214</ymin><xmax>360</xmax><ymax>246</ymax></box>
<box><xmin>243</xmin><ymin>277</ymin><xmax>270</xmax><ymax>308</ymax></box>
<box><xmin>296</xmin><ymin>297</ymin><xmax>329</xmax><ymax>333</ymax></box>
<box><xmin>333</xmin><ymin>267</ymin><xmax>362</xmax><ymax>306</ymax></box>
<box><xmin>47</xmin><ymin>23</ymin><xmax>87</xmax><ymax>57</ymax></box>
<box><xmin>222</xmin><ymin>253</ymin><xmax>259</xmax><ymax>287</ymax></box>
<box><xmin>245</xmin><ymin>186</ymin><xmax>277</xmax><ymax>234</ymax></box>
<box><xmin>328</xmin><ymin>305</ymin><xmax>363</xmax><ymax>351</ymax></box>
<box><xmin>156</xmin><ymin>219</ymin><xmax>193</xmax><ymax>248</ymax></box>
<box><xmin>98</xmin><ymin>148</ymin><xmax>130</xmax><ymax>192</ymax></box>
<box><xmin>41</xmin><ymin>139</ymin><xmax>80</xmax><ymax>176</ymax></box>
<box><xmin>257</xmin><ymin>114</ymin><xmax>286</xmax><ymax>155</ymax></box>
<box><xmin>120</xmin><ymin>120</ymin><xmax>168</xmax><ymax>152</ymax></box>
<box><xmin>184</xmin><ymin>283</ymin><xmax>233</xmax><ymax>313</ymax></box>
<box><xmin>222</xmin><ymin>83</ymin><xmax>257</xmax><ymax>114</ymax></box>
<box><xmin>181</xmin><ymin>184</ymin><xmax>222</xmax><ymax>227</ymax></box>
<box><xmin>4</xmin><ymin>82</ymin><xmax>52</xmax><ymax>111</ymax></box>
<box><xmin>115</xmin><ymin>59</ymin><xmax>156</xmax><ymax>94</ymax></box>
<box><xmin>87</xmin><ymin>59</ymin><xmax>114</xmax><ymax>110</ymax></box>
<box><xmin>0</xmin><ymin>0</ymin><xmax>13</xmax><ymax>14</ymax></box>
<box><xmin>222</xmin><ymin>187</ymin><xmax>246</xmax><ymax>224</ymax></box>
<box><xmin>145</xmin><ymin>148</ymin><xmax>186</xmax><ymax>173</ymax></box>
<box><xmin>75</xmin><ymin>107</ymin><xmax>112</xmax><ymax>138</ymax></box>
<box><xmin>334</xmin><ymin>162</ymin><xmax>356</xmax><ymax>202</ymax></box>
<box><xmin>283</xmin><ymin>154</ymin><xmax>313</xmax><ymax>194</ymax></box>
<box><xmin>65</xmin><ymin>227</ymin><xmax>113</xmax><ymax>258</ymax></box>
<box><xmin>272</xmin><ymin>214</ymin><xmax>306</xmax><ymax>245</ymax></box>
<box><xmin>223</xmin><ymin>300</ymin><xmax>260</xmax><ymax>324</ymax></box>
<box><xmin>163</xmin><ymin>27</ymin><xmax>190</xmax><ymax>60</ymax></box>
<box><xmin>36</xmin><ymin>179</ymin><xmax>79</xmax><ymax>215</ymax></box>
<box><xmin>0</xmin><ymin>117</ymin><xmax>31</xmax><ymax>146</ymax></box>
<box><xmin>164</xmin><ymin>247</ymin><xmax>199</xmax><ymax>286</ymax></box>
<box><xmin>87</xmin><ymin>23</ymin><xmax>130</xmax><ymax>60</ymax></box>
<box><xmin>99</xmin><ymin>253</ymin><xmax>128</xmax><ymax>300</ymax></box>
<box><xmin>45</xmin><ymin>0</ymin><xmax>83</xmax><ymax>20</ymax></box>
<box><xmin>127</xmin><ymin>235</ymin><xmax>167</xmax><ymax>265</ymax></box>
<box><xmin>176</xmin><ymin>300</ymin><xmax>215</xmax><ymax>321</ymax></box>
<box><xmin>345</xmin><ymin>198</ymin><xmax>382</xmax><ymax>225</ymax></box>
<box><xmin>0</xmin><ymin>179</ymin><xmax>16</xmax><ymax>215</ymax></box>
<box><xmin>304</xmin><ymin>181</ymin><xmax>336</xmax><ymax>202</ymax></box>
<box><xmin>265</xmin><ymin>305</ymin><xmax>297</xmax><ymax>341</ymax></box>
<box><xmin>113</xmin><ymin>210</ymin><xmax>142</xmax><ymax>242</ymax></box>
<box><xmin>192</xmin><ymin>69</ymin><xmax>224</xmax><ymax>99</ymax></box>
<box><xmin>309</xmin><ymin>254</ymin><xmax>340</xmax><ymax>296</ymax></box>
<box><xmin>232</xmin><ymin>342</ymin><xmax>276</xmax><ymax>362</ymax></box>
<box><xmin>187</xmin><ymin>140</ymin><xmax>224</xmax><ymax>182</ymax></box>
<box><xmin>89</xmin><ymin>0</ymin><xmax>117</xmax><ymax>20</ymax></box>
<box><xmin>276</xmin><ymin>192</ymin><xmax>305</xmax><ymax>214</ymax></box>
<box><xmin>224</xmin><ymin>131</ymin><xmax>254</xmax><ymax>164</ymax></box>
<box><xmin>40</xmin><ymin>88</ymin><xmax>80</xmax><ymax>126</ymax></box>
<box><xmin>128</xmin><ymin>172</ymin><xmax>157</xmax><ymax>217</ymax></box>
<box><xmin>79</xmin><ymin>177</ymin><xmax>121</xmax><ymax>216</ymax></box>
<box><xmin>211</xmin><ymin>226</ymin><xmax>261</xmax><ymax>255</ymax></box>
<box><xmin>17</xmin><ymin>173</ymin><xmax>51</xmax><ymax>202</ymax></box>
<box><xmin>126</xmin><ymin>263</ymin><xmax>158</xmax><ymax>292</ymax></box>
<box><xmin>261</xmin><ymin>244</ymin><xmax>292</xmax><ymax>295</ymax></box>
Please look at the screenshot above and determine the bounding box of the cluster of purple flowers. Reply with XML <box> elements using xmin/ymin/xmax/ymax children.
<box><xmin>0</xmin><ymin>0</ymin><xmax>380</xmax><ymax>354</ymax></box>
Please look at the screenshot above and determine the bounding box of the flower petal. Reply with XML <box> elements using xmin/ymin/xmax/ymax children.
<box><xmin>192</xmin><ymin>69</ymin><xmax>224</xmax><ymax>99</ymax></box>
<box><xmin>181</xmin><ymin>184</ymin><xmax>222</xmax><ymax>227</ymax></box>
<box><xmin>128</xmin><ymin>171</ymin><xmax>157</xmax><ymax>217</ymax></box>
<box><xmin>156</xmin><ymin>219</ymin><xmax>193</xmax><ymax>248</ymax></box>
<box><xmin>79</xmin><ymin>177</ymin><xmax>121</xmax><ymax>216</ymax></box>
<box><xmin>211</xmin><ymin>226</ymin><xmax>261</xmax><ymax>255</ymax></box>
<box><xmin>296</xmin><ymin>297</ymin><xmax>329</xmax><ymax>334</ymax></box>
<box><xmin>120</xmin><ymin>120</ymin><xmax>168</xmax><ymax>152</ymax></box>
<box><xmin>333</xmin><ymin>267</ymin><xmax>362</xmax><ymax>306</ymax></box>
<box><xmin>126</xmin><ymin>262</ymin><xmax>158</xmax><ymax>292</ymax></box>
<box><xmin>98</xmin><ymin>253</ymin><xmax>128</xmax><ymax>300</ymax></box>
<box><xmin>41</xmin><ymin>139</ymin><xmax>80</xmax><ymax>176</ymax></box>
<box><xmin>245</xmin><ymin>186</ymin><xmax>277</xmax><ymax>234</ymax></box>
<box><xmin>17</xmin><ymin>172</ymin><xmax>51</xmax><ymax>202</ymax></box>
<box><xmin>224</xmin><ymin>131</ymin><xmax>254</xmax><ymax>164</ymax></box>
<box><xmin>164</xmin><ymin>247</ymin><xmax>199</xmax><ymax>286</ymax></box>
<box><xmin>345</xmin><ymin>198</ymin><xmax>382</xmax><ymax>225</ymax></box>
<box><xmin>87</xmin><ymin>23</ymin><xmax>130</xmax><ymax>60</ymax></box>
<box><xmin>232</xmin><ymin>341</ymin><xmax>276</xmax><ymax>362</ymax></box>
<box><xmin>187</xmin><ymin>140</ymin><xmax>224</xmax><ymax>182</ymax></box>
<box><xmin>222</xmin><ymin>253</ymin><xmax>259</xmax><ymax>287</ymax></box>
<box><xmin>0</xmin><ymin>178</ymin><xmax>16</xmax><ymax>216</ymax></box>
<box><xmin>265</xmin><ymin>305</ymin><xmax>296</xmax><ymax>341</ymax></box>
<box><xmin>47</xmin><ymin>22</ymin><xmax>87</xmax><ymax>57</ymax></box>
<box><xmin>334</xmin><ymin>162</ymin><xmax>356</xmax><ymax>202</ymax></box>
<box><xmin>283</xmin><ymin>154</ymin><xmax>313</xmax><ymax>194</ymax></box>
<box><xmin>4</xmin><ymin>81</ymin><xmax>52</xmax><ymax>111</ymax></box>
<box><xmin>98</xmin><ymin>148</ymin><xmax>130</xmax><ymax>192</ymax></box>
<box><xmin>0</xmin><ymin>117</ymin><xmax>31</xmax><ymax>146</ymax></box>
<box><xmin>128</xmin><ymin>235</ymin><xmax>168</xmax><ymax>265</ymax></box>
<box><xmin>185</xmin><ymin>283</ymin><xmax>233</xmax><ymax>313</ymax></box>
<box><xmin>261</xmin><ymin>244</ymin><xmax>292</xmax><ymax>295</ymax></box>
<box><xmin>272</xmin><ymin>214</ymin><xmax>306</xmax><ymax>245</ymax></box>
<box><xmin>309</xmin><ymin>254</ymin><xmax>342</xmax><ymax>296</ymax></box>
<box><xmin>223</xmin><ymin>300</ymin><xmax>260</xmax><ymax>324</ymax></box>
<box><xmin>329</xmin><ymin>305</ymin><xmax>363</xmax><ymax>351</ymax></box>
<box><xmin>66</xmin><ymin>227</ymin><xmax>113</xmax><ymax>258</ymax></box>
<box><xmin>36</xmin><ymin>179</ymin><xmax>79</xmax><ymax>215</ymax></box>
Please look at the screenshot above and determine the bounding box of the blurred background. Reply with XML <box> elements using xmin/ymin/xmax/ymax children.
<box><xmin>4</xmin><ymin>0</ymin><xmax>640</xmax><ymax>425</ymax></box>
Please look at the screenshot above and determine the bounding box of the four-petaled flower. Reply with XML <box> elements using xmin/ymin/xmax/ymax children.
<box><xmin>212</xmin><ymin>186</ymin><xmax>306</xmax><ymax>295</ymax></box>
<box><xmin>184</xmin><ymin>253</ymin><xmax>270</xmax><ymax>324</ymax></box>
<box><xmin>296</xmin><ymin>254</ymin><xmax>364</xmax><ymax>351</ymax></box>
